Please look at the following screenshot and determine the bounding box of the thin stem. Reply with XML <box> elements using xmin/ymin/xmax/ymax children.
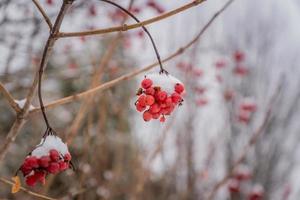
<box><xmin>32</xmin><ymin>0</ymin><xmax>53</xmax><ymax>30</ymax></box>
<box><xmin>98</xmin><ymin>0</ymin><xmax>167</xmax><ymax>73</ymax></box>
<box><xmin>57</xmin><ymin>0</ymin><xmax>206</xmax><ymax>38</ymax></box>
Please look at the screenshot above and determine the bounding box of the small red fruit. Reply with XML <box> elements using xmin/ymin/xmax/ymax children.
<box><xmin>160</xmin><ymin>116</ymin><xmax>166</xmax><ymax>122</ymax></box>
<box><xmin>64</xmin><ymin>153</ymin><xmax>72</xmax><ymax>161</ymax></box>
<box><xmin>20</xmin><ymin>164</ymin><xmax>32</xmax><ymax>176</ymax></box>
<box><xmin>228</xmin><ymin>179</ymin><xmax>240</xmax><ymax>193</ymax></box>
<box><xmin>35</xmin><ymin>171</ymin><xmax>46</xmax><ymax>185</ymax></box>
<box><xmin>234</xmin><ymin>50</ymin><xmax>245</xmax><ymax>62</ymax></box>
<box><xmin>46</xmin><ymin>0</ymin><xmax>53</xmax><ymax>5</ymax></box>
<box><xmin>171</xmin><ymin>93</ymin><xmax>182</xmax><ymax>104</ymax></box>
<box><xmin>26</xmin><ymin>175</ymin><xmax>38</xmax><ymax>187</ymax></box>
<box><xmin>149</xmin><ymin>103</ymin><xmax>160</xmax><ymax>114</ymax></box>
<box><xmin>143</xmin><ymin>111</ymin><xmax>152</xmax><ymax>121</ymax></box>
<box><xmin>137</xmin><ymin>95</ymin><xmax>146</xmax><ymax>107</ymax></box>
<box><xmin>47</xmin><ymin>162</ymin><xmax>60</xmax><ymax>174</ymax></box>
<box><xmin>39</xmin><ymin>156</ymin><xmax>51</xmax><ymax>168</ymax></box>
<box><xmin>145</xmin><ymin>95</ymin><xmax>155</xmax><ymax>106</ymax></box>
<box><xmin>141</xmin><ymin>78</ymin><xmax>153</xmax><ymax>89</ymax></box>
<box><xmin>25</xmin><ymin>156</ymin><xmax>39</xmax><ymax>168</ymax></box>
<box><xmin>136</xmin><ymin>103</ymin><xmax>146</xmax><ymax>112</ymax></box>
<box><xmin>175</xmin><ymin>83</ymin><xmax>184</xmax><ymax>94</ymax></box>
<box><xmin>145</xmin><ymin>87</ymin><xmax>155</xmax><ymax>95</ymax></box>
<box><xmin>59</xmin><ymin>161</ymin><xmax>69</xmax><ymax>171</ymax></box>
<box><xmin>152</xmin><ymin>113</ymin><xmax>160</xmax><ymax>119</ymax></box>
<box><xmin>157</xmin><ymin>91</ymin><xmax>167</xmax><ymax>102</ymax></box>
<box><xmin>49</xmin><ymin>149</ymin><xmax>60</xmax><ymax>162</ymax></box>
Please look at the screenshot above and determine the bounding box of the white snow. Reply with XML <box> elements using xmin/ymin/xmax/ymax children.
<box><xmin>145</xmin><ymin>73</ymin><xmax>184</xmax><ymax>94</ymax></box>
<box><xmin>31</xmin><ymin>135</ymin><xmax>69</xmax><ymax>158</ymax></box>
<box><xmin>14</xmin><ymin>99</ymin><xmax>35</xmax><ymax>110</ymax></box>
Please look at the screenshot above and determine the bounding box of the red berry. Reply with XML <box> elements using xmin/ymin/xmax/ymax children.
<box><xmin>39</xmin><ymin>156</ymin><xmax>51</xmax><ymax>168</ymax></box>
<box><xmin>25</xmin><ymin>156</ymin><xmax>39</xmax><ymax>168</ymax></box>
<box><xmin>59</xmin><ymin>161</ymin><xmax>69</xmax><ymax>171</ymax></box>
<box><xmin>234</xmin><ymin>50</ymin><xmax>245</xmax><ymax>62</ymax></box>
<box><xmin>228</xmin><ymin>179</ymin><xmax>240</xmax><ymax>193</ymax></box>
<box><xmin>152</xmin><ymin>113</ymin><xmax>160</xmax><ymax>119</ymax></box>
<box><xmin>137</xmin><ymin>95</ymin><xmax>146</xmax><ymax>107</ymax></box>
<box><xmin>171</xmin><ymin>93</ymin><xmax>182</xmax><ymax>104</ymax></box>
<box><xmin>160</xmin><ymin>116</ymin><xmax>166</xmax><ymax>122</ymax></box>
<box><xmin>215</xmin><ymin>60</ymin><xmax>226</xmax><ymax>69</ymax></box>
<box><xmin>145</xmin><ymin>87</ymin><xmax>155</xmax><ymax>96</ymax></box>
<box><xmin>240</xmin><ymin>102</ymin><xmax>257</xmax><ymax>112</ymax></box>
<box><xmin>47</xmin><ymin>162</ymin><xmax>60</xmax><ymax>174</ymax></box>
<box><xmin>35</xmin><ymin>171</ymin><xmax>46</xmax><ymax>185</ymax></box>
<box><xmin>175</xmin><ymin>83</ymin><xmax>184</xmax><ymax>94</ymax></box>
<box><xmin>46</xmin><ymin>0</ymin><xmax>53</xmax><ymax>5</ymax></box>
<box><xmin>196</xmin><ymin>98</ymin><xmax>208</xmax><ymax>107</ymax></box>
<box><xmin>234</xmin><ymin>66</ymin><xmax>249</xmax><ymax>76</ymax></box>
<box><xmin>165</xmin><ymin>97</ymin><xmax>173</xmax><ymax>106</ymax></box>
<box><xmin>141</xmin><ymin>78</ymin><xmax>153</xmax><ymax>89</ymax></box>
<box><xmin>64</xmin><ymin>153</ymin><xmax>72</xmax><ymax>161</ymax></box>
<box><xmin>157</xmin><ymin>91</ymin><xmax>167</xmax><ymax>102</ymax></box>
<box><xmin>238</xmin><ymin>111</ymin><xmax>251</xmax><ymax>124</ymax></box>
<box><xmin>20</xmin><ymin>164</ymin><xmax>32</xmax><ymax>176</ymax></box>
<box><xmin>136</xmin><ymin>103</ymin><xmax>146</xmax><ymax>112</ymax></box>
<box><xmin>143</xmin><ymin>111</ymin><xmax>152</xmax><ymax>121</ymax></box>
<box><xmin>49</xmin><ymin>149</ymin><xmax>60</xmax><ymax>162</ymax></box>
<box><xmin>145</xmin><ymin>95</ymin><xmax>155</xmax><ymax>106</ymax></box>
<box><xmin>26</xmin><ymin>175</ymin><xmax>38</xmax><ymax>187</ymax></box>
<box><xmin>149</xmin><ymin>103</ymin><xmax>160</xmax><ymax>114</ymax></box>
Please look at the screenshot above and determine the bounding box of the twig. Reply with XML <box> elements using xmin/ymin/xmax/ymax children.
<box><xmin>66</xmin><ymin>0</ymin><xmax>135</xmax><ymax>144</ymax></box>
<box><xmin>32</xmin><ymin>0</ymin><xmax>53</xmax><ymax>30</ymax></box>
<box><xmin>0</xmin><ymin>0</ymin><xmax>74</xmax><ymax>164</ymax></box>
<box><xmin>0</xmin><ymin>82</ymin><xmax>21</xmax><ymax>113</ymax></box>
<box><xmin>29</xmin><ymin>0</ymin><xmax>234</xmax><ymax>115</ymax></box>
<box><xmin>0</xmin><ymin>177</ymin><xmax>57</xmax><ymax>200</ymax></box>
<box><xmin>206</xmin><ymin>81</ymin><xmax>283</xmax><ymax>200</ymax></box>
<box><xmin>57</xmin><ymin>0</ymin><xmax>206</xmax><ymax>38</ymax></box>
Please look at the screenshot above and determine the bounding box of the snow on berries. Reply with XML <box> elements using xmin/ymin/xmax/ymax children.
<box><xmin>18</xmin><ymin>135</ymin><xmax>72</xmax><ymax>187</ymax></box>
<box><xmin>135</xmin><ymin>73</ymin><xmax>185</xmax><ymax>122</ymax></box>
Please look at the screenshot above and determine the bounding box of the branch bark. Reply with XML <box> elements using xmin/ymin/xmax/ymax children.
<box><xmin>32</xmin><ymin>0</ymin><xmax>53</xmax><ymax>30</ymax></box>
<box><xmin>57</xmin><ymin>0</ymin><xmax>206</xmax><ymax>38</ymax></box>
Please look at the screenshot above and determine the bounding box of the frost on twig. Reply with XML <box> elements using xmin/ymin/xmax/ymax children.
<box><xmin>14</xmin><ymin>99</ymin><xmax>35</xmax><ymax>111</ymax></box>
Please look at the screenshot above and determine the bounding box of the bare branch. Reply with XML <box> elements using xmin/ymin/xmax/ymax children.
<box><xmin>29</xmin><ymin>0</ymin><xmax>235</xmax><ymax>114</ymax></box>
<box><xmin>0</xmin><ymin>177</ymin><xmax>57</xmax><ymax>200</ymax></box>
<box><xmin>32</xmin><ymin>0</ymin><xmax>53</xmax><ymax>30</ymax></box>
<box><xmin>57</xmin><ymin>0</ymin><xmax>206</xmax><ymax>38</ymax></box>
<box><xmin>0</xmin><ymin>82</ymin><xmax>21</xmax><ymax>113</ymax></box>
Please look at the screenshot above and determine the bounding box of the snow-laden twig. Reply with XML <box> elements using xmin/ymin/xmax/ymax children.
<box><xmin>14</xmin><ymin>99</ymin><xmax>35</xmax><ymax>111</ymax></box>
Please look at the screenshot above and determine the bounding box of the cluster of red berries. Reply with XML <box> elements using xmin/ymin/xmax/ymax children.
<box><xmin>135</xmin><ymin>77</ymin><xmax>184</xmax><ymax>122</ymax></box>
<box><xmin>20</xmin><ymin>149</ymin><xmax>71</xmax><ymax>187</ymax></box>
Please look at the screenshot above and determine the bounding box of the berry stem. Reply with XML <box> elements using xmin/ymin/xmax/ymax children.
<box><xmin>98</xmin><ymin>0</ymin><xmax>168</xmax><ymax>74</ymax></box>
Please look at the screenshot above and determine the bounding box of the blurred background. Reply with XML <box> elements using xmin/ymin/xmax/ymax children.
<box><xmin>0</xmin><ymin>0</ymin><xmax>300</xmax><ymax>199</ymax></box>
